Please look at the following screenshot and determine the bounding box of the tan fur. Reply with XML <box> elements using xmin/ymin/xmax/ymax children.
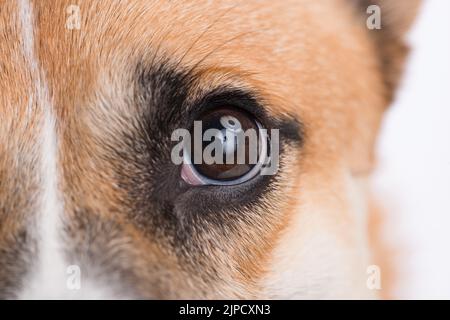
<box><xmin>0</xmin><ymin>0</ymin><xmax>44</xmax><ymax>293</ymax></box>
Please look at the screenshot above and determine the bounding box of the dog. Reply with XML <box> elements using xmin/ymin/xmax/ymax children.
<box><xmin>0</xmin><ymin>0</ymin><xmax>420</xmax><ymax>299</ymax></box>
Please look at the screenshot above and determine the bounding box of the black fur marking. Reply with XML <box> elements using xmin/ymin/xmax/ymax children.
<box><xmin>107</xmin><ymin>60</ymin><xmax>304</xmax><ymax>275</ymax></box>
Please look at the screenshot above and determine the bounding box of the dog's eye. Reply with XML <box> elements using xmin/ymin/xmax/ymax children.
<box><xmin>181</xmin><ymin>107</ymin><xmax>268</xmax><ymax>186</ymax></box>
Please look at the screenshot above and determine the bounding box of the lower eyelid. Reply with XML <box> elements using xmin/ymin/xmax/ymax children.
<box><xmin>181</xmin><ymin>164</ymin><xmax>204</xmax><ymax>186</ymax></box>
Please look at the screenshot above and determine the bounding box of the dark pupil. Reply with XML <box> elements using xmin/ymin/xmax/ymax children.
<box><xmin>192</xmin><ymin>108</ymin><xmax>259</xmax><ymax>181</ymax></box>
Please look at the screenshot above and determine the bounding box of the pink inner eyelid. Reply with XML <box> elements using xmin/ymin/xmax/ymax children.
<box><xmin>181</xmin><ymin>163</ymin><xmax>204</xmax><ymax>186</ymax></box>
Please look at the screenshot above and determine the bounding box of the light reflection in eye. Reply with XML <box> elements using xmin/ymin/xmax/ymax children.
<box><xmin>180</xmin><ymin>107</ymin><xmax>269</xmax><ymax>186</ymax></box>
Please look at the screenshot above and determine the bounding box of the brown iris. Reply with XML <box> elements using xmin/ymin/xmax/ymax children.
<box><xmin>190</xmin><ymin>107</ymin><xmax>260</xmax><ymax>182</ymax></box>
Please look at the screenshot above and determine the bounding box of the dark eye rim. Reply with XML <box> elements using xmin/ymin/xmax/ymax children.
<box><xmin>176</xmin><ymin>87</ymin><xmax>303</xmax><ymax>188</ymax></box>
<box><xmin>184</xmin><ymin>87</ymin><xmax>271</xmax><ymax>131</ymax></box>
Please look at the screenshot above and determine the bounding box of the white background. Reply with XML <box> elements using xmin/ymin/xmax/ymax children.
<box><xmin>372</xmin><ymin>0</ymin><xmax>450</xmax><ymax>299</ymax></box>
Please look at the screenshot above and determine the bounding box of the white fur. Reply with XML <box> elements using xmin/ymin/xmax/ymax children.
<box><xmin>16</xmin><ymin>0</ymin><xmax>116</xmax><ymax>299</ymax></box>
<box><xmin>262</xmin><ymin>170</ymin><xmax>376</xmax><ymax>299</ymax></box>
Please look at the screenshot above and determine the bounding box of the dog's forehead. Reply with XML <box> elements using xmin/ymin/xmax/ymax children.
<box><xmin>32</xmin><ymin>0</ymin><xmax>384</xmax><ymax>118</ymax></box>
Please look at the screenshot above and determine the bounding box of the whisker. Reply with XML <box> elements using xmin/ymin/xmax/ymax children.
<box><xmin>172</xmin><ymin>4</ymin><xmax>239</xmax><ymax>72</ymax></box>
<box><xmin>180</xmin><ymin>29</ymin><xmax>263</xmax><ymax>86</ymax></box>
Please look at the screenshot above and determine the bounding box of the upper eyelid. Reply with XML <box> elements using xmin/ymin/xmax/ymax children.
<box><xmin>135</xmin><ymin>61</ymin><xmax>302</xmax><ymax>143</ymax></box>
<box><xmin>183</xmin><ymin>86</ymin><xmax>273</xmax><ymax>129</ymax></box>
<box><xmin>180</xmin><ymin>86</ymin><xmax>303</xmax><ymax>147</ymax></box>
<box><xmin>184</xmin><ymin>86</ymin><xmax>303</xmax><ymax>146</ymax></box>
